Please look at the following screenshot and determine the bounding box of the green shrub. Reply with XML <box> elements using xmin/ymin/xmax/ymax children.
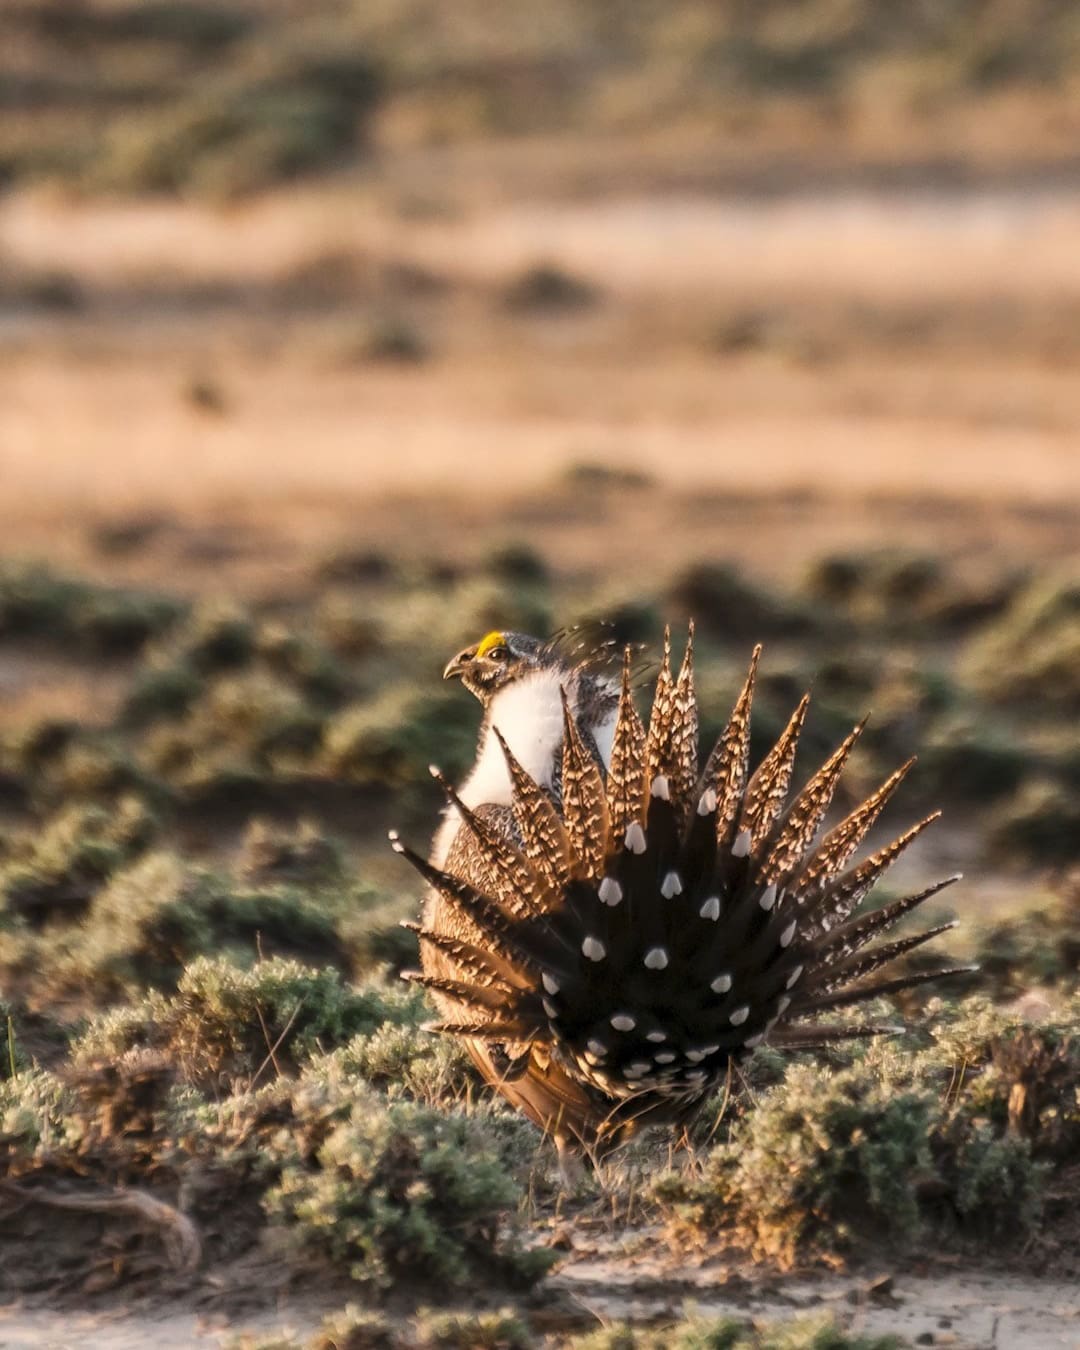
<box><xmin>0</xmin><ymin>797</ymin><xmax>156</xmax><ymax>927</ymax></box>
<box><xmin>322</xmin><ymin>689</ymin><xmax>476</xmax><ymax>790</ymax></box>
<box><xmin>265</xmin><ymin>1083</ymin><xmax>551</xmax><ymax>1291</ymax></box>
<box><xmin>141</xmin><ymin>671</ymin><xmax>325</xmax><ymax>789</ymax></box>
<box><xmin>414</xmin><ymin>1309</ymin><xmax>533</xmax><ymax>1349</ymax></box>
<box><xmin>0</xmin><ymin>563</ymin><xmax>185</xmax><ymax>654</ymax></box>
<box><xmin>90</xmin><ymin>46</ymin><xmax>380</xmax><ymax>199</ymax></box>
<box><xmin>655</xmin><ymin>1001</ymin><xmax>1073</xmax><ymax>1265</ymax></box>
<box><xmin>165</xmin><ymin>601</ymin><xmax>257</xmax><ymax>674</ymax></box>
<box><xmin>483</xmin><ymin>544</ymin><xmax>550</xmax><ymax>587</ymax></box>
<box><xmin>309</xmin><ymin>1305</ymin><xmax>402</xmax><ymax>1350</ymax></box>
<box><xmin>964</xmin><ymin>574</ymin><xmax>1080</xmax><ymax>712</ymax></box>
<box><xmin>331</xmin><ymin>1022</ymin><xmax>472</xmax><ymax>1106</ymax></box>
<box><xmin>237</xmin><ymin>819</ymin><xmax>344</xmax><ymax>886</ymax></box>
<box><xmin>67</xmin><ymin>852</ymin><xmax>351</xmax><ymax>994</ymax></box>
<box><xmin>566</xmin><ymin>1314</ymin><xmax>904</xmax><ymax>1350</ymax></box>
<box><xmin>987</xmin><ymin>779</ymin><xmax>1080</xmax><ymax>867</ymax></box>
<box><xmin>75</xmin><ymin>956</ymin><xmax>424</xmax><ymax>1087</ymax></box>
<box><xmin>668</xmin><ymin>563</ymin><xmax>806</xmax><ymax>641</ymax></box>
<box><xmin>502</xmin><ymin>263</ymin><xmax>599</xmax><ymax>312</ymax></box>
<box><xmin>657</xmin><ymin>1064</ymin><xmax>934</xmax><ymax>1264</ymax></box>
<box><xmin>122</xmin><ymin>660</ymin><xmax>205</xmax><ymax>727</ymax></box>
<box><xmin>256</xmin><ymin>624</ymin><xmax>353</xmax><ymax>704</ymax></box>
<box><xmin>969</xmin><ymin>880</ymin><xmax>1080</xmax><ymax>995</ymax></box>
<box><xmin>917</xmin><ymin>713</ymin><xmax>1026</xmax><ymax>803</ymax></box>
<box><xmin>312</xmin><ymin>601</ymin><xmax>383</xmax><ymax>673</ymax></box>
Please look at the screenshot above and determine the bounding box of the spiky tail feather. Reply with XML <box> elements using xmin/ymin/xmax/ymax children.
<box><xmin>393</xmin><ymin>631</ymin><xmax>969</xmax><ymax>1148</ymax></box>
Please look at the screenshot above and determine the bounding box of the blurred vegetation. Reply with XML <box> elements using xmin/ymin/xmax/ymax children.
<box><xmin>1</xmin><ymin>543</ymin><xmax>1079</xmax><ymax>1324</ymax></box>
<box><xmin>231</xmin><ymin>1306</ymin><xmax>907</xmax><ymax>1349</ymax></box>
<box><xmin>8</xmin><ymin>1</ymin><xmax>1080</xmax><ymax>199</ymax></box>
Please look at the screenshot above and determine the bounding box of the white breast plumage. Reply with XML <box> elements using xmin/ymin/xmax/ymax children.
<box><xmin>431</xmin><ymin>668</ymin><xmax>617</xmax><ymax>866</ymax></box>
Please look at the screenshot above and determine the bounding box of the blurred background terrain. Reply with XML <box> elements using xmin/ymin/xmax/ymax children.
<box><xmin>3</xmin><ymin>0</ymin><xmax>1080</xmax><ymax>900</ymax></box>
<box><xmin>1</xmin><ymin>4</ymin><xmax>1079</xmax><ymax>1345</ymax></box>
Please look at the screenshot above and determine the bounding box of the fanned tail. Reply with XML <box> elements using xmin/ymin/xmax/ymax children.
<box><xmin>396</xmin><ymin>633</ymin><xmax>965</xmax><ymax>1143</ymax></box>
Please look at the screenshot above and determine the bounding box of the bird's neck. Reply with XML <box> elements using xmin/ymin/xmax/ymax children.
<box><xmin>430</xmin><ymin>667</ymin><xmax>617</xmax><ymax>867</ymax></box>
<box><xmin>472</xmin><ymin>667</ymin><xmax>575</xmax><ymax>800</ymax></box>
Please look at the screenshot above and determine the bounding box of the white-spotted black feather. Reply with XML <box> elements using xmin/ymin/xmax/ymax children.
<box><xmin>395</xmin><ymin>631</ymin><xmax>969</xmax><ymax>1156</ymax></box>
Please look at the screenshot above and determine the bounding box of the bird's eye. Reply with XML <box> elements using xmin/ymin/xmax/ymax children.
<box><xmin>486</xmin><ymin>646</ymin><xmax>510</xmax><ymax>661</ymax></box>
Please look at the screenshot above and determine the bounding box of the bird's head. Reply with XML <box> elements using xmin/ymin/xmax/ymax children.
<box><xmin>443</xmin><ymin>629</ymin><xmax>548</xmax><ymax>704</ymax></box>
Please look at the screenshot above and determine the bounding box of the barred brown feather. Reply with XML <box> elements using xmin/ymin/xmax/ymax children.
<box><xmin>394</xmin><ymin>633</ymin><xmax>968</xmax><ymax>1156</ymax></box>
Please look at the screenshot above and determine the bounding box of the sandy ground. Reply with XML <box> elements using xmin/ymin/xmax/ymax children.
<box><xmin>3</xmin><ymin>1264</ymin><xmax>1078</xmax><ymax>1349</ymax></box>
<box><xmin>556</xmin><ymin>1253</ymin><xmax>1080</xmax><ymax>1350</ymax></box>
<box><xmin>4</xmin><ymin>185</ymin><xmax>1080</xmax><ymax>536</ymax></box>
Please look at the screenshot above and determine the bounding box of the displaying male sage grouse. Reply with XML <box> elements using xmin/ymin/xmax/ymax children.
<box><xmin>390</xmin><ymin>625</ymin><xmax>967</xmax><ymax>1160</ymax></box>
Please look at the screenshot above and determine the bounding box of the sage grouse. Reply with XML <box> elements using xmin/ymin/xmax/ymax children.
<box><xmin>390</xmin><ymin>626</ymin><xmax>966</xmax><ymax>1158</ymax></box>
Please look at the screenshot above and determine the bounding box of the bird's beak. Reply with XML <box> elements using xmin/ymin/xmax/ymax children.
<box><xmin>443</xmin><ymin>644</ymin><xmax>477</xmax><ymax>681</ymax></box>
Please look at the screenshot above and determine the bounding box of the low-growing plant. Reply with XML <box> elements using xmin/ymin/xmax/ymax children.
<box><xmin>567</xmin><ymin>1313</ymin><xmax>905</xmax><ymax>1350</ymax></box>
<box><xmin>669</xmin><ymin>562</ymin><xmax>808</xmax><ymax>642</ymax></box>
<box><xmin>321</xmin><ymin>688</ymin><xmax>476</xmax><ymax>792</ymax></box>
<box><xmin>309</xmin><ymin>1304</ymin><xmax>402</xmax><ymax>1350</ymax></box>
<box><xmin>74</xmin><ymin>956</ymin><xmax>425</xmax><ymax>1086</ymax></box>
<box><xmin>413</xmin><ymin>1308</ymin><xmax>533</xmax><ymax>1349</ymax></box>
<box><xmin>986</xmin><ymin>778</ymin><xmax>1080</xmax><ymax>867</ymax></box>
<box><xmin>140</xmin><ymin>670</ymin><xmax>327</xmax><ymax>791</ymax></box>
<box><xmin>655</xmin><ymin>1000</ymin><xmax>1076</xmax><ymax>1266</ymax></box>
<box><xmin>238</xmin><ymin>819</ymin><xmax>345</xmax><ymax>886</ymax></box>
<box><xmin>330</xmin><ymin>1022</ymin><xmax>473</xmax><ymax>1106</ymax></box>
<box><xmin>802</xmin><ymin>550</ymin><xmax>1003</xmax><ymax>636</ymax></box>
<box><xmin>482</xmin><ymin>545</ymin><xmax>551</xmax><ymax>587</ymax></box>
<box><xmin>89</xmin><ymin>45</ymin><xmax>381</xmax><ymax>200</ymax></box>
<box><xmin>122</xmin><ymin>659</ymin><xmax>205</xmax><ymax>727</ymax></box>
<box><xmin>917</xmin><ymin>713</ymin><xmax>1027</xmax><ymax>803</ymax></box>
<box><xmin>502</xmin><ymin>262</ymin><xmax>599</xmax><ymax>312</ymax></box>
<box><xmin>70</xmin><ymin>852</ymin><xmax>350</xmax><ymax>993</ymax></box>
<box><xmin>264</xmin><ymin>1080</ymin><xmax>552</xmax><ymax>1291</ymax></box>
<box><xmin>0</xmin><ymin>796</ymin><xmax>157</xmax><ymax>927</ymax></box>
<box><xmin>963</xmin><ymin>573</ymin><xmax>1080</xmax><ymax>712</ymax></box>
<box><xmin>968</xmin><ymin>876</ymin><xmax>1080</xmax><ymax>995</ymax></box>
<box><xmin>0</xmin><ymin>563</ymin><xmax>186</xmax><ymax>654</ymax></box>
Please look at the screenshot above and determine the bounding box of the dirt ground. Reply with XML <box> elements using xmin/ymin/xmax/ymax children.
<box><xmin>4</xmin><ymin>179</ymin><xmax>1080</xmax><ymax>572</ymax></box>
<box><xmin>3</xmin><ymin>1261</ymin><xmax>1078</xmax><ymax>1349</ymax></box>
